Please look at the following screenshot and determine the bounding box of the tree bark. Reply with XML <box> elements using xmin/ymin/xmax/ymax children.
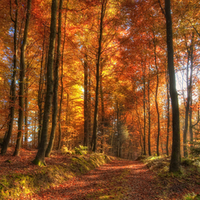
<box><xmin>165</xmin><ymin>0</ymin><xmax>181</xmax><ymax>172</ymax></box>
<box><xmin>153</xmin><ymin>32</ymin><xmax>160</xmax><ymax>156</ymax></box>
<box><xmin>38</xmin><ymin>26</ymin><xmax>46</xmax><ymax>147</ymax></box>
<box><xmin>148</xmin><ymin>65</ymin><xmax>151</xmax><ymax>156</ymax></box>
<box><xmin>100</xmin><ymin>62</ymin><xmax>105</xmax><ymax>153</ymax></box>
<box><xmin>189</xmin><ymin>33</ymin><xmax>194</xmax><ymax>143</ymax></box>
<box><xmin>91</xmin><ymin>0</ymin><xmax>107</xmax><ymax>152</ymax></box>
<box><xmin>1</xmin><ymin>0</ymin><xmax>18</xmax><ymax>155</ymax></box>
<box><xmin>183</xmin><ymin>42</ymin><xmax>190</xmax><ymax>157</ymax></box>
<box><xmin>14</xmin><ymin>0</ymin><xmax>31</xmax><ymax>156</ymax></box>
<box><xmin>166</xmin><ymin>81</ymin><xmax>170</xmax><ymax>156</ymax></box>
<box><xmin>32</xmin><ymin>0</ymin><xmax>57</xmax><ymax>166</ymax></box>
<box><xmin>46</xmin><ymin>0</ymin><xmax>63</xmax><ymax>157</ymax></box>
<box><xmin>84</xmin><ymin>58</ymin><xmax>89</xmax><ymax>147</ymax></box>
<box><xmin>24</xmin><ymin>67</ymin><xmax>29</xmax><ymax>147</ymax></box>
<box><xmin>143</xmin><ymin>62</ymin><xmax>146</xmax><ymax>156</ymax></box>
<box><xmin>58</xmin><ymin>10</ymin><xmax>67</xmax><ymax>150</ymax></box>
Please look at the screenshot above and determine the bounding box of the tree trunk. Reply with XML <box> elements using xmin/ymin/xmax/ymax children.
<box><xmin>143</xmin><ymin>63</ymin><xmax>146</xmax><ymax>156</ymax></box>
<box><xmin>183</xmin><ymin>44</ymin><xmax>190</xmax><ymax>157</ymax></box>
<box><xmin>38</xmin><ymin>26</ymin><xmax>46</xmax><ymax>147</ymax></box>
<box><xmin>1</xmin><ymin>0</ymin><xmax>18</xmax><ymax>155</ymax></box>
<box><xmin>100</xmin><ymin>62</ymin><xmax>105</xmax><ymax>153</ymax></box>
<box><xmin>46</xmin><ymin>0</ymin><xmax>63</xmax><ymax>157</ymax></box>
<box><xmin>14</xmin><ymin>0</ymin><xmax>31</xmax><ymax>156</ymax></box>
<box><xmin>91</xmin><ymin>0</ymin><xmax>107</xmax><ymax>152</ymax></box>
<box><xmin>148</xmin><ymin>65</ymin><xmax>151</xmax><ymax>156</ymax></box>
<box><xmin>32</xmin><ymin>0</ymin><xmax>57</xmax><ymax>166</ymax></box>
<box><xmin>24</xmin><ymin>68</ymin><xmax>29</xmax><ymax>147</ymax></box>
<box><xmin>83</xmin><ymin>58</ymin><xmax>89</xmax><ymax>147</ymax></box>
<box><xmin>153</xmin><ymin>32</ymin><xmax>160</xmax><ymax>156</ymax></box>
<box><xmin>165</xmin><ymin>0</ymin><xmax>181</xmax><ymax>172</ymax></box>
<box><xmin>166</xmin><ymin>81</ymin><xmax>170</xmax><ymax>156</ymax></box>
<box><xmin>189</xmin><ymin>32</ymin><xmax>194</xmax><ymax>143</ymax></box>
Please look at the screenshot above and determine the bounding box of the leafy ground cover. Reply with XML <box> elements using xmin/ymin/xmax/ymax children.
<box><xmin>0</xmin><ymin>148</ymin><xmax>200</xmax><ymax>199</ymax></box>
<box><xmin>141</xmin><ymin>155</ymin><xmax>200</xmax><ymax>200</ymax></box>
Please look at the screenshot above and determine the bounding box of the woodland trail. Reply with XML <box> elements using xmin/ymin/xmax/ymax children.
<box><xmin>31</xmin><ymin>160</ymin><xmax>162</xmax><ymax>200</ymax></box>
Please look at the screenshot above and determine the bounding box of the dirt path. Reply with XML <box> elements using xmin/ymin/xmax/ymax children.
<box><xmin>29</xmin><ymin>160</ymin><xmax>161</xmax><ymax>200</ymax></box>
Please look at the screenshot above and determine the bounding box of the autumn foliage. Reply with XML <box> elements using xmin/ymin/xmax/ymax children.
<box><xmin>0</xmin><ymin>0</ymin><xmax>199</xmax><ymax>165</ymax></box>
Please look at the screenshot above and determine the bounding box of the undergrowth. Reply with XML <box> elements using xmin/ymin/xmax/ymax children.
<box><xmin>141</xmin><ymin>155</ymin><xmax>200</xmax><ymax>200</ymax></box>
<box><xmin>0</xmin><ymin>147</ymin><xmax>114</xmax><ymax>199</ymax></box>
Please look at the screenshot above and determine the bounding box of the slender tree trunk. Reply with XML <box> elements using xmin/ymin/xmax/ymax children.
<box><xmin>166</xmin><ymin>81</ymin><xmax>170</xmax><ymax>156</ymax></box>
<box><xmin>32</xmin><ymin>0</ymin><xmax>57</xmax><ymax>166</ymax></box>
<box><xmin>84</xmin><ymin>58</ymin><xmax>88</xmax><ymax>147</ymax></box>
<box><xmin>88</xmin><ymin>64</ymin><xmax>92</xmax><ymax>149</ymax></box>
<box><xmin>143</xmin><ymin>63</ymin><xmax>146</xmax><ymax>156</ymax></box>
<box><xmin>1</xmin><ymin>0</ymin><xmax>18</xmax><ymax>155</ymax></box>
<box><xmin>153</xmin><ymin>33</ymin><xmax>160</xmax><ymax>156</ymax></box>
<box><xmin>100</xmin><ymin>62</ymin><xmax>105</xmax><ymax>153</ymax></box>
<box><xmin>117</xmin><ymin>102</ymin><xmax>121</xmax><ymax>157</ymax></box>
<box><xmin>46</xmin><ymin>0</ymin><xmax>63</xmax><ymax>157</ymax></box>
<box><xmin>14</xmin><ymin>0</ymin><xmax>31</xmax><ymax>156</ymax></box>
<box><xmin>91</xmin><ymin>0</ymin><xmax>107</xmax><ymax>152</ymax></box>
<box><xmin>24</xmin><ymin>68</ymin><xmax>29</xmax><ymax>147</ymax></box>
<box><xmin>189</xmin><ymin>33</ymin><xmax>194</xmax><ymax>143</ymax></box>
<box><xmin>183</xmin><ymin>45</ymin><xmax>190</xmax><ymax>157</ymax></box>
<box><xmin>58</xmin><ymin>11</ymin><xmax>67</xmax><ymax>150</ymax></box>
<box><xmin>38</xmin><ymin>26</ymin><xmax>46</xmax><ymax>147</ymax></box>
<box><xmin>165</xmin><ymin>0</ymin><xmax>181</xmax><ymax>172</ymax></box>
<box><xmin>148</xmin><ymin>66</ymin><xmax>151</xmax><ymax>156</ymax></box>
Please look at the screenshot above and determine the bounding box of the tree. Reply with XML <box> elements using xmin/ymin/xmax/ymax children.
<box><xmin>32</xmin><ymin>0</ymin><xmax>57</xmax><ymax>166</ymax></box>
<box><xmin>13</xmin><ymin>0</ymin><xmax>32</xmax><ymax>156</ymax></box>
<box><xmin>91</xmin><ymin>0</ymin><xmax>107</xmax><ymax>152</ymax></box>
<box><xmin>45</xmin><ymin>0</ymin><xmax>63</xmax><ymax>157</ymax></box>
<box><xmin>1</xmin><ymin>0</ymin><xmax>18</xmax><ymax>155</ymax></box>
<box><xmin>164</xmin><ymin>0</ymin><xmax>181</xmax><ymax>172</ymax></box>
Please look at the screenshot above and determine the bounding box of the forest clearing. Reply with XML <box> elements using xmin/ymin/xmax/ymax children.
<box><xmin>0</xmin><ymin>0</ymin><xmax>200</xmax><ymax>199</ymax></box>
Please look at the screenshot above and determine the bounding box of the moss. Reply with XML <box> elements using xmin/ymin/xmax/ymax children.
<box><xmin>32</xmin><ymin>157</ymin><xmax>46</xmax><ymax>167</ymax></box>
<box><xmin>0</xmin><ymin>152</ymin><xmax>114</xmax><ymax>199</ymax></box>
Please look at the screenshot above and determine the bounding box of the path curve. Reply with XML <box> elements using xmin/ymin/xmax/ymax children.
<box><xmin>30</xmin><ymin>160</ymin><xmax>160</xmax><ymax>200</ymax></box>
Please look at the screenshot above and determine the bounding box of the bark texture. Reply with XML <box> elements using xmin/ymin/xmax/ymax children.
<box><xmin>32</xmin><ymin>0</ymin><xmax>57</xmax><ymax>165</ymax></box>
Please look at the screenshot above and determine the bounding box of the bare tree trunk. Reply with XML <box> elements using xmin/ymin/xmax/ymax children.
<box><xmin>14</xmin><ymin>0</ymin><xmax>31</xmax><ymax>156</ymax></box>
<box><xmin>32</xmin><ymin>0</ymin><xmax>57</xmax><ymax>166</ymax></box>
<box><xmin>24</xmin><ymin>67</ymin><xmax>29</xmax><ymax>147</ymax></box>
<box><xmin>46</xmin><ymin>0</ymin><xmax>63</xmax><ymax>157</ymax></box>
<box><xmin>183</xmin><ymin>43</ymin><xmax>190</xmax><ymax>157</ymax></box>
<box><xmin>84</xmin><ymin>58</ymin><xmax>89</xmax><ymax>147</ymax></box>
<box><xmin>1</xmin><ymin>0</ymin><xmax>18</xmax><ymax>155</ymax></box>
<box><xmin>100</xmin><ymin>63</ymin><xmax>105</xmax><ymax>153</ymax></box>
<box><xmin>143</xmin><ymin>63</ymin><xmax>146</xmax><ymax>156</ymax></box>
<box><xmin>153</xmin><ymin>32</ymin><xmax>160</xmax><ymax>156</ymax></box>
<box><xmin>148</xmin><ymin>65</ymin><xmax>151</xmax><ymax>156</ymax></box>
<box><xmin>166</xmin><ymin>81</ymin><xmax>170</xmax><ymax>156</ymax></box>
<box><xmin>58</xmin><ymin>11</ymin><xmax>67</xmax><ymax>150</ymax></box>
<box><xmin>189</xmin><ymin>33</ymin><xmax>194</xmax><ymax>143</ymax></box>
<box><xmin>165</xmin><ymin>0</ymin><xmax>181</xmax><ymax>172</ymax></box>
<box><xmin>91</xmin><ymin>0</ymin><xmax>107</xmax><ymax>152</ymax></box>
<box><xmin>38</xmin><ymin>26</ymin><xmax>46</xmax><ymax>147</ymax></box>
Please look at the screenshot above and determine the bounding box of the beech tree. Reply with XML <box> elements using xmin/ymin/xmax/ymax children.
<box><xmin>1</xmin><ymin>0</ymin><xmax>18</xmax><ymax>155</ymax></box>
<box><xmin>32</xmin><ymin>0</ymin><xmax>57</xmax><ymax>166</ymax></box>
<box><xmin>13</xmin><ymin>0</ymin><xmax>32</xmax><ymax>156</ymax></box>
<box><xmin>164</xmin><ymin>0</ymin><xmax>181</xmax><ymax>172</ymax></box>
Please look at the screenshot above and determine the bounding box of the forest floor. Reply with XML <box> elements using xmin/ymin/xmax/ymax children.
<box><xmin>0</xmin><ymin>148</ymin><xmax>200</xmax><ymax>200</ymax></box>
